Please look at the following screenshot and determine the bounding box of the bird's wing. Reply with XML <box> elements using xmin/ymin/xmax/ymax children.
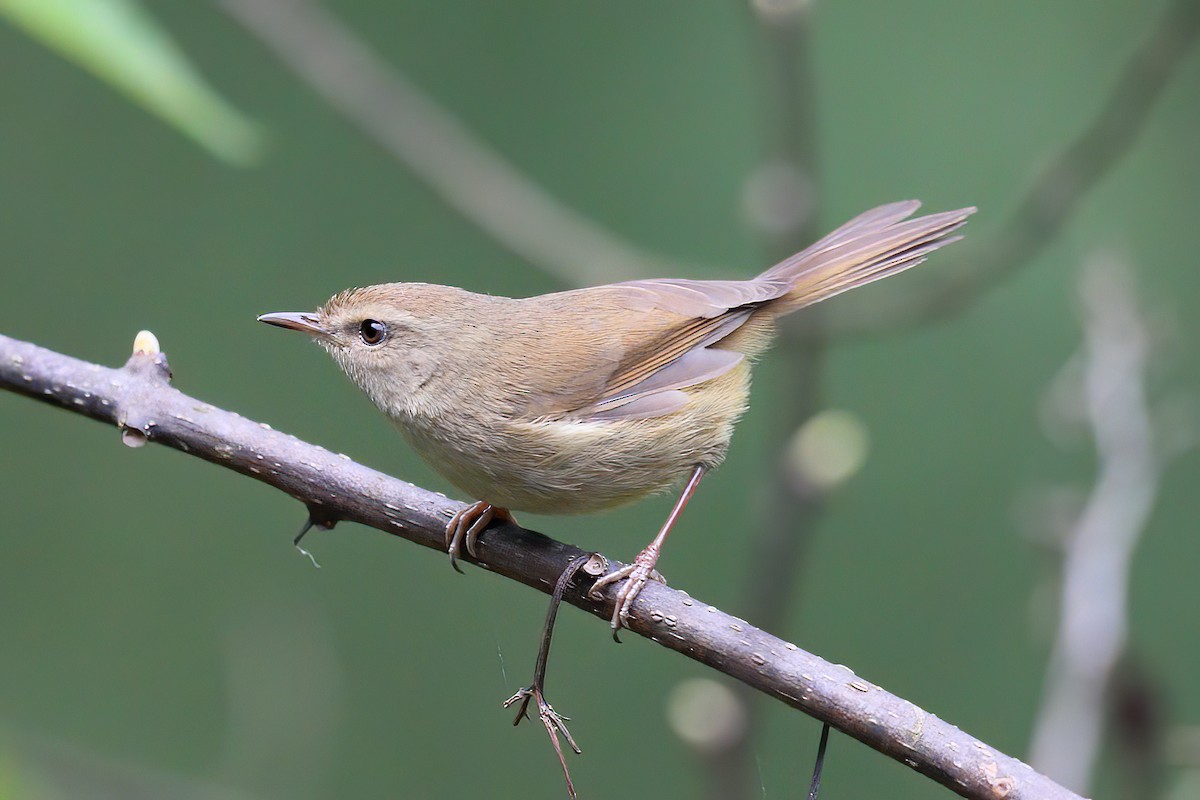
<box><xmin>516</xmin><ymin>202</ymin><xmax>974</xmax><ymax>423</ymax></box>
<box><xmin>518</xmin><ymin>280</ymin><xmax>774</xmax><ymax>423</ymax></box>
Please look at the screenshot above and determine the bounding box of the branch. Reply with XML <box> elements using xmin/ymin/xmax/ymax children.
<box><xmin>1028</xmin><ymin>255</ymin><xmax>1162</xmax><ymax>792</ymax></box>
<box><xmin>217</xmin><ymin>0</ymin><xmax>698</xmax><ymax>287</ymax></box>
<box><xmin>1</xmin><ymin>330</ymin><xmax>1085</xmax><ymax>800</ymax></box>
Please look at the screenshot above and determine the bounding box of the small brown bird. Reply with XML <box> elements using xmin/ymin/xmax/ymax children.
<box><xmin>259</xmin><ymin>200</ymin><xmax>974</xmax><ymax>630</ymax></box>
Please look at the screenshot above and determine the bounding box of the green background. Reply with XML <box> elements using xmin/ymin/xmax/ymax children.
<box><xmin>2</xmin><ymin>1</ymin><xmax>1198</xmax><ymax>798</ymax></box>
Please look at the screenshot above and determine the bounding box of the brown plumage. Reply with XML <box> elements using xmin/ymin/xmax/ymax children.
<box><xmin>259</xmin><ymin>200</ymin><xmax>975</xmax><ymax>629</ymax></box>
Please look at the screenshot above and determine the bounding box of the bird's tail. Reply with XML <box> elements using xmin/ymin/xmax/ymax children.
<box><xmin>759</xmin><ymin>201</ymin><xmax>976</xmax><ymax>315</ymax></box>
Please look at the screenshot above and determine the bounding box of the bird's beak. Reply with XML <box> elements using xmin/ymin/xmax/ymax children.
<box><xmin>257</xmin><ymin>311</ymin><xmax>327</xmax><ymax>336</ymax></box>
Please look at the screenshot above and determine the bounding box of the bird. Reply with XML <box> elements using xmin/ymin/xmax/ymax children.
<box><xmin>258</xmin><ymin>200</ymin><xmax>974</xmax><ymax>631</ymax></box>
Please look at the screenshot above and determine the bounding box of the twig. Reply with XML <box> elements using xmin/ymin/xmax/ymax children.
<box><xmin>823</xmin><ymin>0</ymin><xmax>1200</xmax><ymax>335</ymax></box>
<box><xmin>217</xmin><ymin>0</ymin><xmax>696</xmax><ymax>287</ymax></box>
<box><xmin>1028</xmin><ymin>255</ymin><xmax>1162</xmax><ymax>793</ymax></box>
<box><xmin>807</xmin><ymin>723</ymin><xmax>831</xmax><ymax>800</ymax></box>
<box><xmin>0</xmin><ymin>330</ymin><xmax>1086</xmax><ymax>800</ymax></box>
<box><xmin>504</xmin><ymin>553</ymin><xmax>604</xmax><ymax>799</ymax></box>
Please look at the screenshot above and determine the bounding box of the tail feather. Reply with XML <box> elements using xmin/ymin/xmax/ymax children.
<box><xmin>761</xmin><ymin>202</ymin><xmax>976</xmax><ymax>314</ymax></box>
<box><xmin>802</xmin><ymin>199</ymin><xmax>922</xmax><ymax>254</ymax></box>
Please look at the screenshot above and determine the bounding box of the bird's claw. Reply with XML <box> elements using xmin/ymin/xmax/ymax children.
<box><xmin>445</xmin><ymin>502</ymin><xmax>514</xmax><ymax>571</ymax></box>
<box><xmin>588</xmin><ymin>550</ymin><xmax>666</xmax><ymax>637</ymax></box>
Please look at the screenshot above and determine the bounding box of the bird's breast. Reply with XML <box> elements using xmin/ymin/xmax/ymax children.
<box><xmin>392</xmin><ymin>365</ymin><xmax>751</xmax><ymax>515</ymax></box>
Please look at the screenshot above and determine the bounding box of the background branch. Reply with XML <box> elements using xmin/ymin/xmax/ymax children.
<box><xmin>221</xmin><ymin>0</ymin><xmax>1199</xmax><ymax>342</ymax></box>
<box><xmin>825</xmin><ymin>0</ymin><xmax>1200</xmax><ymax>335</ymax></box>
<box><xmin>218</xmin><ymin>0</ymin><xmax>697</xmax><ymax>287</ymax></box>
<box><xmin>1028</xmin><ymin>255</ymin><xmax>1162</xmax><ymax>793</ymax></box>
<box><xmin>704</xmin><ymin>2</ymin><xmax>826</xmax><ymax>797</ymax></box>
<box><xmin>741</xmin><ymin>0</ymin><xmax>824</xmax><ymax>636</ymax></box>
<box><xmin>1</xmin><ymin>330</ymin><xmax>1084</xmax><ymax>800</ymax></box>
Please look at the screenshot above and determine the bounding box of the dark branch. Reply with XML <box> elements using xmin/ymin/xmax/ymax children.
<box><xmin>0</xmin><ymin>331</ymin><xmax>1083</xmax><ymax>800</ymax></box>
<box><xmin>504</xmin><ymin>553</ymin><xmax>602</xmax><ymax>800</ymax></box>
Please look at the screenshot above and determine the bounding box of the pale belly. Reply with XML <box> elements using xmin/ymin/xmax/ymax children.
<box><xmin>397</xmin><ymin>370</ymin><xmax>749</xmax><ymax>514</ymax></box>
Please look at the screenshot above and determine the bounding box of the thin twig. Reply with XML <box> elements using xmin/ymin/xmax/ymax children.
<box><xmin>807</xmin><ymin>723</ymin><xmax>831</xmax><ymax>800</ymax></box>
<box><xmin>1028</xmin><ymin>255</ymin><xmax>1161</xmax><ymax>793</ymax></box>
<box><xmin>504</xmin><ymin>553</ymin><xmax>603</xmax><ymax>799</ymax></box>
<box><xmin>0</xmin><ymin>330</ymin><xmax>1085</xmax><ymax>800</ymax></box>
<box><xmin>217</xmin><ymin>0</ymin><xmax>696</xmax><ymax>287</ymax></box>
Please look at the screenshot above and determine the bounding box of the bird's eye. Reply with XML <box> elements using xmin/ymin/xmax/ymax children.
<box><xmin>359</xmin><ymin>319</ymin><xmax>387</xmax><ymax>345</ymax></box>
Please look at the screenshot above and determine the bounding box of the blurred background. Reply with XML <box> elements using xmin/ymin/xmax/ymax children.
<box><xmin>2</xmin><ymin>1</ymin><xmax>1198</xmax><ymax>798</ymax></box>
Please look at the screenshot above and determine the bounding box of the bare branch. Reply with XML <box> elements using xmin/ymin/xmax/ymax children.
<box><xmin>1029</xmin><ymin>255</ymin><xmax>1162</xmax><ymax>792</ymax></box>
<box><xmin>0</xmin><ymin>330</ymin><xmax>1085</xmax><ymax>800</ymax></box>
<box><xmin>218</xmin><ymin>0</ymin><xmax>697</xmax><ymax>287</ymax></box>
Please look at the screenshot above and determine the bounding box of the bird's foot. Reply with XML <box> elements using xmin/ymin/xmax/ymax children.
<box><xmin>445</xmin><ymin>502</ymin><xmax>514</xmax><ymax>572</ymax></box>
<box><xmin>588</xmin><ymin>546</ymin><xmax>666</xmax><ymax>637</ymax></box>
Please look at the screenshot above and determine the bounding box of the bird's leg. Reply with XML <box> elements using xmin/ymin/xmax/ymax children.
<box><xmin>445</xmin><ymin>501</ymin><xmax>514</xmax><ymax>572</ymax></box>
<box><xmin>589</xmin><ymin>465</ymin><xmax>707</xmax><ymax>635</ymax></box>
